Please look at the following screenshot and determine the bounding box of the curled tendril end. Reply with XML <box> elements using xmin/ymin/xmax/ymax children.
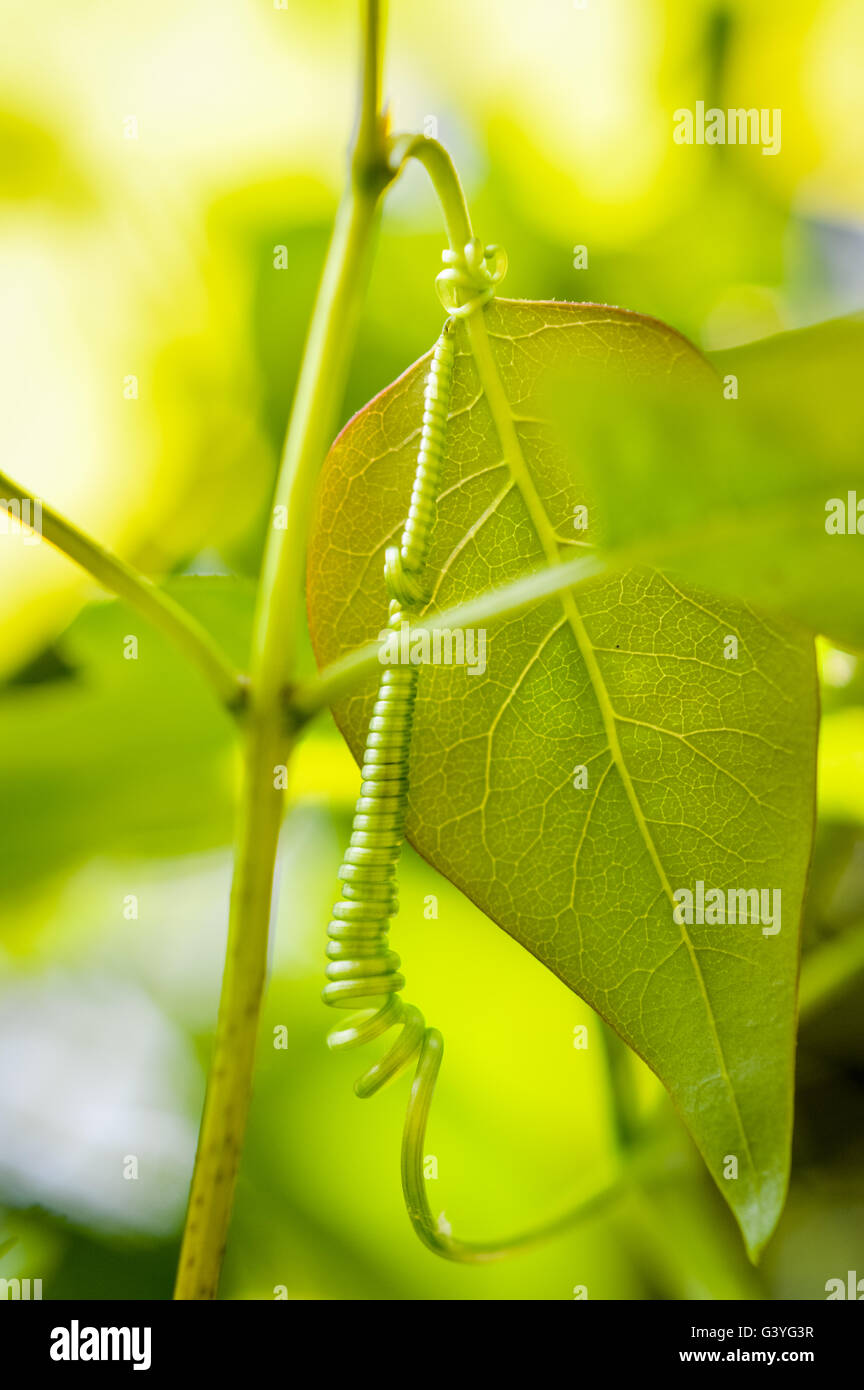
<box><xmin>436</xmin><ymin>237</ymin><xmax>508</xmax><ymax>319</ymax></box>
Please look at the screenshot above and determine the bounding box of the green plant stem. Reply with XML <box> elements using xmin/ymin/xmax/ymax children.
<box><xmin>174</xmin><ymin>0</ymin><xmax>394</xmax><ymax>1300</ymax></box>
<box><xmin>391</xmin><ymin>134</ymin><xmax>567</xmax><ymax>567</ymax></box>
<box><xmin>388</xmin><ymin>136</ymin><xmax>473</xmax><ymax>249</ymax></box>
<box><xmin>0</xmin><ymin>469</ymin><xmax>244</xmax><ymax>713</ymax></box>
<box><xmin>599</xmin><ymin>1022</ymin><xmax>643</xmax><ymax>1154</ymax></box>
<box><xmin>289</xmin><ymin>552</ymin><xmax>604</xmax><ymax>722</ymax></box>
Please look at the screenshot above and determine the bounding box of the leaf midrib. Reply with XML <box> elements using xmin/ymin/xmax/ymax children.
<box><xmin>462</xmin><ymin>310</ymin><xmax>757</xmax><ymax>1178</ymax></box>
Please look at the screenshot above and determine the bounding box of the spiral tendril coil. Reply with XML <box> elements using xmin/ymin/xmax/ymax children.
<box><xmin>320</xmin><ymin>239</ymin><xmax>623</xmax><ymax>1261</ymax></box>
<box><xmin>323</xmin><ymin>324</ymin><xmax>455</xmax><ymax>1103</ymax></box>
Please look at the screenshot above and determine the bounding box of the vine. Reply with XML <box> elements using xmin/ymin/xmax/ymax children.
<box><xmin>0</xmin><ymin>0</ymin><xmax>840</xmax><ymax>1300</ymax></box>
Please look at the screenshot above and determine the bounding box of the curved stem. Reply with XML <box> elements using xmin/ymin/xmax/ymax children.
<box><xmin>387</xmin><ymin>135</ymin><xmax>473</xmax><ymax>251</ymax></box>
<box><xmin>0</xmin><ymin>469</ymin><xmax>245</xmax><ymax>714</ymax></box>
<box><xmin>174</xmin><ymin>0</ymin><xmax>394</xmax><ymax>1300</ymax></box>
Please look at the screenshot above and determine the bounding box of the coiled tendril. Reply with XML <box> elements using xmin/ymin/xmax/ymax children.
<box><xmin>323</xmin><ymin>241</ymin><xmax>623</xmax><ymax>1262</ymax></box>
<box><xmin>323</xmin><ymin>321</ymin><xmax>455</xmax><ymax>1108</ymax></box>
<box><xmin>436</xmin><ymin>237</ymin><xmax>508</xmax><ymax>320</ymax></box>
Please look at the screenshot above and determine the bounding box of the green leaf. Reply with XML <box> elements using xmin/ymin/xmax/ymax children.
<box><xmin>307</xmin><ymin>298</ymin><xmax>818</xmax><ymax>1258</ymax></box>
<box><xmin>550</xmin><ymin>314</ymin><xmax>864</xmax><ymax>650</ymax></box>
<box><xmin>0</xmin><ymin>577</ymin><xmax>252</xmax><ymax>901</ymax></box>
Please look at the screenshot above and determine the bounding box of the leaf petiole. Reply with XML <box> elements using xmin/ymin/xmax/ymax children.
<box><xmin>387</xmin><ymin>135</ymin><xmax>474</xmax><ymax>251</ymax></box>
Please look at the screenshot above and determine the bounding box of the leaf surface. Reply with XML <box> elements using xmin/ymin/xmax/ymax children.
<box><xmin>551</xmin><ymin>314</ymin><xmax>864</xmax><ymax>649</ymax></box>
<box><xmin>307</xmin><ymin>299</ymin><xmax>818</xmax><ymax>1257</ymax></box>
<box><xmin>0</xmin><ymin>577</ymin><xmax>252</xmax><ymax>897</ymax></box>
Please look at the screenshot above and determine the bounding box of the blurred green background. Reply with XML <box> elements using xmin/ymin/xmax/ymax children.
<box><xmin>1</xmin><ymin>0</ymin><xmax>863</xmax><ymax>1300</ymax></box>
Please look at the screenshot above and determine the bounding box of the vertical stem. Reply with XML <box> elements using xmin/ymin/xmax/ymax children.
<box><xmin>174</xmin><ymin>716</ymin><xmax>288</xmax><ymax>1299</ymax></box>
<box><xmin>599</xmin><ymin>1022</ymin><xmax>642</xmax><ymax>1154</ymax></box>
<box><xmin>251</xmin><ymin>188</ymin><xmax>386</xmax><ymax>710</ymax></box>
<box><xmin>174</xmin><ymin>0</ymin><xmax>393</xmax><ymax>1300</ymax></box>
